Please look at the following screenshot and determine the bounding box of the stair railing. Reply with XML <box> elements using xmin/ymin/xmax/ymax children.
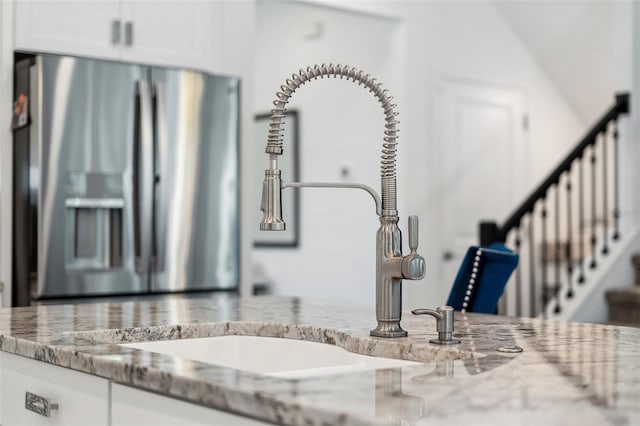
<box><xmin>480</xmin><ymin>93</ymin><xmax>630</xmax><ymax>317</ymax></box>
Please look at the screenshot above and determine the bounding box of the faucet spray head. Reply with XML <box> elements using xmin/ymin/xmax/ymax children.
<box><xmin>260</xmin><ymin>169</ymin><xmax>285</xmax><ymax>231</ymax></box>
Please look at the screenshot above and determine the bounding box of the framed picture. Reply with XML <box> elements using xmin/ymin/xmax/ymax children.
<box><xmin>254</xmin><ymin>110</ymin><xmax>300</xmax><ymax>247</ymax></box>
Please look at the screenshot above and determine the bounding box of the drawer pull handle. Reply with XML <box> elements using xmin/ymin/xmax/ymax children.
<box><xmin>25</xmin><ymin>391</ymin><xmax>58</xmax><ymax>417</ymax></box>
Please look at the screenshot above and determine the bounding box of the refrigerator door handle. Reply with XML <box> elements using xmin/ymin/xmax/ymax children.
<box><xmin>150</xmin><ymin>81</ymin><xmax>165</xmax><ymax>274</ymax></box>
<box><xmin>151</xmin><ymin>81</ymin><xmax>160</xmax><ymax>273</ymax></box>
<box><xmin>133</xmin><ymin>80</ymin><xmax>154</xmax><ymax>274</ymax></box>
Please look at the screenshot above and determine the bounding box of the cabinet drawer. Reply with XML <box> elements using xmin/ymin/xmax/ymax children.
<box><xmin>0</xmin><ymin>352</ymin><xmax>109</xmax><ymax>426</ymax></box>
<box><xmin>112</xmin><ymin>383</ymin><xmax>270</xmax><ymax>426</ymax></box>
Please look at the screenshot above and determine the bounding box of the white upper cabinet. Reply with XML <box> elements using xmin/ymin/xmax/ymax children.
<box><xmin>14</xmin><ymin>1</ymin><xmax>120</xmax><ymax>60</ymax></box>
<box><xmin>14</xmin><ymin>1</ymin><xmax>229</xmax><ymax>72</ymax></box>
<box><xmin>119</xmin><ymin>1</ymin><xmax>222</xmax><ymax>70</ymax></box>
<box><xmin>218</xmin><ymin>0</ymin><xmax>255</xmax><ymax>78</ymax></box>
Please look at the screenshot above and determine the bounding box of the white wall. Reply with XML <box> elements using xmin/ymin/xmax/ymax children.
<box><xmin>252</xmin><ymin>0</ymin><xmax>587</xmax><ymax>310</ymax></box>
<box><xmin>631</xmin><ymin>0</ymin><xmax>640</xmax><ymax>221</ymax></box>
<box><xmin>223</xmin><ymin>1</ymin><xmax>257</xmax><ymax>299</ymax></box>
<box><xmin>569</xmin><ymin>0</ymin><xmax>638</xmax><ymax>324</ymax></box>
<box><xmin>252</xmin><ymin>1</ymin><xmax>401</xmax><ymax>306</ymax></box>
<box><xmin>493</xmin><ymin>1</ymin><xmax>621</xmax><ymax>125</ymax></box>
<box><xmin>612</xmin><ymin>0</ymin><xmax>636</xmax><ymax>234</ymax></box>
<box><xmin>574</xmin><ymin>0</ymin><xmax>640</xmax><ymax>323</ymax></box>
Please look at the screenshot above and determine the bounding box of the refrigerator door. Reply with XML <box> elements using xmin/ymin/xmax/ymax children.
<box><xmin>35</xmin><ymin>55</ymin><xmax>151</xmax><ymax>297</ymax></box>
<box><xmin>150</xmin><ymin>68</ymin><xmax>240</xmax><ymax>291</ymax></box>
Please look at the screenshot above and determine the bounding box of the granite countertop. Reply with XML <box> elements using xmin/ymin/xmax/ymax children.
<box><xmin>0</xmin><ymin>294</ymin><xmax>638</xmax><ymax>425</ymax></box>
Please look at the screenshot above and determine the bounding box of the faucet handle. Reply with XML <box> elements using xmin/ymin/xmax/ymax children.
<box><xmin>402</xmin><ymin>215</ymin><xmax>425</xmax><ymax>280</ymax></box>
<box><xmin>408</xmin><ymin>215</ymin><xmax>419</xmax><ymax>252</ymax></box>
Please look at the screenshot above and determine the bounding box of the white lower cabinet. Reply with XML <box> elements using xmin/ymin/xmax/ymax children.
<box><xmin>0</xmin><ymin>352</ymin><xmax>110</xmax><ymax>426</ymax></box>
<box><xmin>111</xmin><ymin>383</ymin><xmax>270</xmax><ymax>426</ymax></box>
<box><xmin>0</xmin><ymin>352</ymin><xmax>270</xmax><ymax>425</ymax></box>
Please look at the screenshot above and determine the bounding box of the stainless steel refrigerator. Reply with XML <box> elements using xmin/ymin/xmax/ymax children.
<box><xmin>12</xmin><ymin>53</ymin><xmax>239</xmax><ymax>304</ymax></box>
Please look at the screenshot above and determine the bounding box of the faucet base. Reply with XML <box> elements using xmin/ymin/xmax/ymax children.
<box><xmin>370</xmin><ymin>322</ymin><xmax>408</xmax><ymax>338</ymax></box>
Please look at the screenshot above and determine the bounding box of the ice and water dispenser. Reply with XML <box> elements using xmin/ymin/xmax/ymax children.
<box><xmin>65</xmin><ymin>173</ymin><xmax>124</xmax><ymax>270</ymax></box>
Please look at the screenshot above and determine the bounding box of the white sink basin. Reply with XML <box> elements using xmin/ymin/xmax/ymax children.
<box><xmin>121</xmin><ymin>335</ymin><xmax>423</xmax><ymax>378</ymax></box>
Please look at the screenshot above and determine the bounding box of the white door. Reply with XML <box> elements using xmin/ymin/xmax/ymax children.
<box><xmin>434</xmin><ymin>78</ymin><xmax>527</xmax><ymax>297</ymax></box>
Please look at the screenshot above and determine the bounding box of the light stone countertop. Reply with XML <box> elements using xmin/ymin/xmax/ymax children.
<box><xmin>0</xmin><ymin>294</ymin><xmax>638</xmax><ymax>425</ymax></box>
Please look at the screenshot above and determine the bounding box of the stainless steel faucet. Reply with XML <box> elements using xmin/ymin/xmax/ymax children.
<box><xmin>260</xmin><ymin>64</ymin><xmax>425</xmax><ymax>338</ymax></box>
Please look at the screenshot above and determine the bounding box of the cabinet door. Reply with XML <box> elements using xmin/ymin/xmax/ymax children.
<box><xmin>119</xmin><ymin>1</ymin><xmax>222</xmax><ymax>70</ymax></box>
<box><xmin>0</xmin><ymin>351</ymin><xmax>3</xmax><ymax>425</ymax></box>
<box><xmin>111</xmin><ymin>383</ymin><xmax>270</xmax><ymax>426</ymax></box>
<box><xmin>0</xmin><ymin>352</ymin><xmax>109</xmax><ymax>426</ymax></box>
<box><xmin>218</xmin><ymin>0</ymin><xmax>255</xmax><ymax>77</ymax></box>
<box><xmin>15</xmin><ymin>0</ymin><xmax>120</xmax><ymax>60</ymax></box>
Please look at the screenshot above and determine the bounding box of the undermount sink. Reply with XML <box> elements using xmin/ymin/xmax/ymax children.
<box><xmin>121</xmin><ymin>335</ymin><xmax>423</xmax><ymax>378</ymax></box>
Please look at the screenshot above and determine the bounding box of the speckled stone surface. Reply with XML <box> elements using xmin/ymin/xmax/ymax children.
<box><xmin>0</xmin><ymin>294</ymin><xmax>638</xmax><ymax>425</ymax></box>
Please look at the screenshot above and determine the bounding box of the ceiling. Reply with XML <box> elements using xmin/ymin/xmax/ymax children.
<box><xmin>492</xmin><ymin>0</ymin><xmax>618</xmax><ymax>124</ymax></box>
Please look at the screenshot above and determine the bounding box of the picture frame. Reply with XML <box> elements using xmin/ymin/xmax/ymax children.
<box><xmin>254</xmin><ymin>110</ymin><xmax>300</xmax><ymax>247</ymax></box>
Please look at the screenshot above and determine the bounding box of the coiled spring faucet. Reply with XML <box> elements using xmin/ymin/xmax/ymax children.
<box><xmin>260</xmin><ymin>63</ymin><xmax>425</xmax><ymax>337</ymax></box>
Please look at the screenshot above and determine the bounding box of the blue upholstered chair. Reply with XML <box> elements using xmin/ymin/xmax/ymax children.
<box><xmin>446</xmin><ymin>243</ymin><xmax>519</xmax><ymax>314</ymax></box>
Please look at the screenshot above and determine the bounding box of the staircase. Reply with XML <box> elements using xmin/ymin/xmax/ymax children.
<box><xmin>480</xmin><ymin>93</ymin><xmax>632</xmax><ymax>320</ymax></box>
